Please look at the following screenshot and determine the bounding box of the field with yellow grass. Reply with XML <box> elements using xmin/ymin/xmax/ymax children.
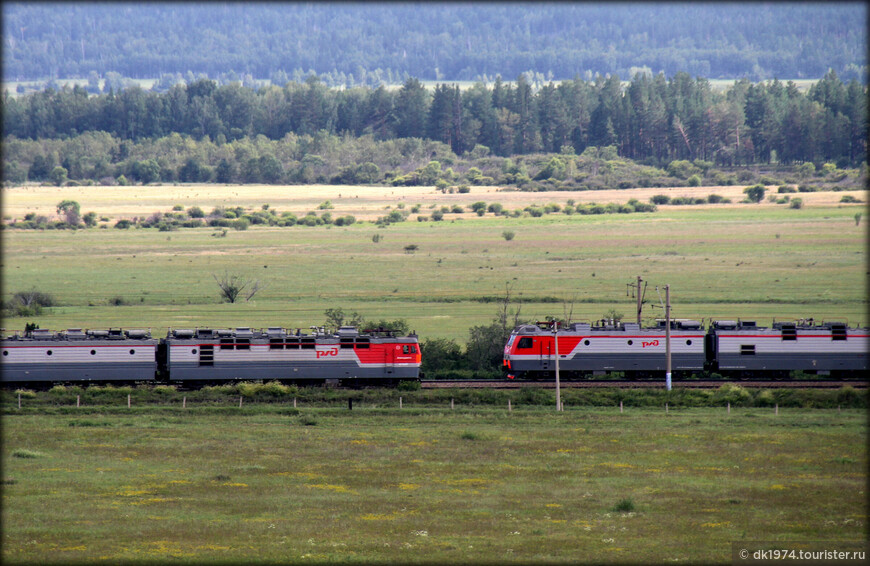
<box><xmin>2</xmin><ymin>183</ymin><xmax>866</xmax><ymax>340</ymax></box>
<box><xmin>2</xmin><ymin>406</ymin><xmax>865</xmax><ymax>564</ymax></box>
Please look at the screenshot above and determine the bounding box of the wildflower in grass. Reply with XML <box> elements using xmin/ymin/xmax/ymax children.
<box><xmin>546</xmin><ymin>503</ymin><xmax>562</xmax><ymax>508</ymax></box>
<box><xmin>222</xmin><ymin>482</ymin><xmax>248</xmax><ymax>487</ymax></box>
<box><xmin>307</xmin><ymin>483</ymin><xmax>358</xmax><ymax>495</ymax></box>
<box><xmin>769</xmin><ymin>484</ymin><xmax>787</xmax><ymax>490</ymax></box>
<box><xmin>700</xmin><ymin>521</ymin><xmax>732</xmax><ymax>528</ymax></box>
<box><xmin>398</xmin><ymin>483</ymin><xmax>420</xmax><ymax>490</ymax></box>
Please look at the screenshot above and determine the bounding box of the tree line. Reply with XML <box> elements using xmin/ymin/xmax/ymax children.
<box><xmin>3</xmin><ymin>4</ymin><xmax>865</xmax><ymax>83</ymax></box>
<box><xmin>3</xmin><ymin>71</ymin><xmax>866</xmax><ymax>177</ymax></box>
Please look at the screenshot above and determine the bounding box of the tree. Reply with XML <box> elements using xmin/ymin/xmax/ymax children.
<box><xmin>56</xmin><ymin>199</ymin><xmax>80</xmax><ymax>225</ymax></box>
<box><xmin>213</xmin><ymin>271</ymin><xmax>264</xmax><ymax>303</ymax></box>
<box><xmin>50</xmin><ymin>166</ymin><xmax>68</xmax><ymax>186</ymax></box>
<box><xmin>324</xmin><ymin>307</ymin><xmax>365</xmax><ymax>329</ymax></box>
<box><xmin>743</xmin><ymin>184</ymin><xmax>766</xmax><ymax>203</ymax></box>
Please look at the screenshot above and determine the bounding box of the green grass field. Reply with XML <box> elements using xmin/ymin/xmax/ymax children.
<box><xmin>2</xmin><ymin>406</ymin><xmax>865</xmax><ymax>564</ymax></box>
<box><xmin>2</xmin><ymin>196</ymin><xmax>866</xmax><ymax>339</ymax></box>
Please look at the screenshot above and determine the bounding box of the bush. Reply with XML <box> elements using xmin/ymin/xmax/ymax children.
<box><xmin>743</xmin><ymin>184</ymin><xmax>766</xmax><ymax>203</ymax></box>
<box><xmin>650</xmin><ymin>194</ymin><xmax>671</xmax><ymax>205</ymax></box>
<box><xmin>777</xmin><ymin>185</ymin><xmax>796</xmax><ymax>194</ymax></box>
<box><xmin>687</xmin><ymin>174</ymin><xmax>702</xmax><ymax>187</ymax></box>
<box><xmin>789</xmin><ymin>198</ymin><xmax>803</xmax><ymax>209</ymax></box>
<box><xmin>502</xmin><ymin>230</ymin><xmax>515</xmax><ymax>241</ymax></box>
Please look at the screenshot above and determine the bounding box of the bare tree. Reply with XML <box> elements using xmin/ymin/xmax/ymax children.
<box><xmin>213</xmin><ymin>271</ymin><xmax>264</xmax><ymax>303</ymax></box>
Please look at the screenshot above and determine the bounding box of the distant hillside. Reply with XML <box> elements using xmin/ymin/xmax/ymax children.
<box><xmin>2</xmin><ymin>3</ymin><xmax>866</xmax><ymax>83</ymax></box>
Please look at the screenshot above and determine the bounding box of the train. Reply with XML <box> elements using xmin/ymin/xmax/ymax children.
<box><xmin>502</xmin><ymin>318</ymin><xmax>868</xmax><ymax>380</ymax></box>
<box><xmin>2</xmin><ymin>315</ymin><xmax>867</xmax><ymax>387</ymax></box>
<box><xmin>1</xmin><ymin>325</ymin><xmax>422</xmax><ymax>387</ymax></box>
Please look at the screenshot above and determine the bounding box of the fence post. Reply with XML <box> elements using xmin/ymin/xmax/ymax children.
<box><xmin>450</xmin><ymin>398</ymin><xmax>454</xmax><ymax>410</ymax></box>
<box><xmin>727</xmin><ymin>402</ymin><xmax>730</xmax><ymax>414</ymax></box>
<box><xmin>619</xmin><ymin>400</ymin><xmax>623</xmax><ymax>413</ymax></box>
<box><xmin>665</xmin><ymin>402</ymin><xmax>669</xmax><ymax>414</ymax></box>
<box><xmin>128</xmin><ymin>394</ymin><xmax>131</xmax><ymax>408</ymax></box>
<box><xmin>77</xmin><ymin>395</ymin><xmax>80</xmax><ymax>408</ymax></box>
<box><xmin>508</xmin><ymin>399</ymin><xmax>512</xmax><ymax>412</ymax></box>
<box><xmin>239</xmin><ymin>396</ymin><xmax>243</xmax><ymax>408</ymax></box>
<box><xmin>399</xmin><ymin>397</ymin><xmax>403</xmax><ymax>409</ymax></box>
<box><xmin>183</xmin><ymin>396</ymin><xmax>186</xmax><ymax>409</ymax></box>
<box><xmin>775</xmin><ymin>403</ymin><xmax>778</xmax><ymax>415</ymax></box>
<box><xmin>293</xmin><ymin>397</ymin><xmax>297</xmax><ymax>408</ymax></box>
<box><xmin>18</xmin><ymin>392</ymin><xmax>21</xmax><ymax>410</ymax></box>
<box><xmin>348</xmin><ymin>398</ymin><xmax>353</xmax><ymax>411</ymax></box>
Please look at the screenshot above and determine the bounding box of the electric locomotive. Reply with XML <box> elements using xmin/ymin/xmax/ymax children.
<box><xmin>1</xmin><ymin>328</ymin><xmax>159</xmax><ymax>383</ymax></box>
<box><xmin>706</xmin><ymin>319</ymin><xmax>868</xmax><ymax>378</ymax></box>
<box><xmin>1</xmin><ymin>325</ymin><xmax>422</xmax><ymax>386</ymax></box>
<box><xmin>503</xmin><ymin>319</ymin><xmax>706</xmax><ymax>380</ymax></box>
<box><xmin>503</xmin><ymin>318</ymin><xmax>868</xmax><ymax>380</ymax></box>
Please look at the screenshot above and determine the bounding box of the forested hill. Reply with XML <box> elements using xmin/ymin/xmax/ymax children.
<box><xmin>2</xmin><ymin>3</ymin><xmax>866</xmax><ymax>84</ymax></box>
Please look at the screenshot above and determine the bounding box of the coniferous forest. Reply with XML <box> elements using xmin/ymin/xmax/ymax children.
<box><xmin>2</xmin><ymin>3</ymin><xmax>866</xmax><ymax>83</ymax></box>
<box><xmin>1</xmin><ymin>3</ymin><xmax>866</xmax><ymax>190</ymax></box>
<box><xmin>2</xmin><ymin>71</ymin><xmax>866</xmax><ymax>189</ymax></box>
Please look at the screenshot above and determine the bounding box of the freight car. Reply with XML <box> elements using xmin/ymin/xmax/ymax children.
<box><xmin>503</xmin><ymin>318</ymin><xmax>868</xmax><ymax>380</ymax></box>
<box><xmin>1</xmin><ymin>325</ymin><xmax>421</xmax><ymax>387</ymax></box>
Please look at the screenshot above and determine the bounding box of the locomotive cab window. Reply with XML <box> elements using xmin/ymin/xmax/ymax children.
<box><xmin>403</xmin><ymin>345</ymin><xmax>410</xmax><ymax>354</ymax></box>
<box><xmin>740</xmin><ymin>344</ymin><xmax>756</xmax><ymax>355</ymax></box>
<box><xmin>517</xmin><ymin>337</ymin><xmax>534</xmax><ymax>349</ymax></box>
<box><xmin>220</xmin><ymin>338</ymin><xmax>234</xmax><ymax>350</ymax></box>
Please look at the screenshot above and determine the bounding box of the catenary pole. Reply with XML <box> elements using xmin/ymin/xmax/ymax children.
<box><xmin>665</xmin><ymin>284</ymin><xmax>672</xmax><ymax>391</ymax></box>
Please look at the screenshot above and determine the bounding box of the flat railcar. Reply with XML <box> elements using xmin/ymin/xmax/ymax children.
<box><xmin>1</xmin><ymin>328</ymin><xmax>158</xmax><ymax>384</ymax></box>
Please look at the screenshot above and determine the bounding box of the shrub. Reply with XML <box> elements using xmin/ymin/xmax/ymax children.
<box><xmin>840</xmin><ymin>195</ymin><xmax>862</xmax><ymax>203</ymax></box>
<box><xmin>789</xmin><ymin>198</ymin><xmax>803</xmax><ymax>209</ymax></box>
<box><xmin>777</xmin><ymin>185</ymin><xmax>796</xmax><ymax>194</ymax></box>
<box><xmin>612</xmin><ymin>498</ymin><xmax>636</xmax><ymax>512</ymax></box>
<box><xmin>687</xmin><ymin>174</ymin><xmax>702</xmax><ymax>187</ymax></box>
<box><xmin>743</xmin><ymin>184</ymin><xmax>766</xmax><ymax>203</ymax></box>
<box><xmin>650</xmin><ymin>194</ymin><xmax>671</xmax><ymax>205</ymax></box>
<box><xmin>502</xmin><ymin>230</ymin><xmax>515</xmax><ymax>241</ymax></box>
<box><xmin>114</xmin><ymin>219</ymin><xmax>133</xmax><ymax>229</ymax></box>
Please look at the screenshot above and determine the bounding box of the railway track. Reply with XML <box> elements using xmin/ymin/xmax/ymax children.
<box><xmin>421</xmin><ymin>379</ymin><xmax>868</xmax><ymax>389</ymax></box>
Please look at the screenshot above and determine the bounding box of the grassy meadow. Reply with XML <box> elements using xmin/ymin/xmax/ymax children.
<box><xmin>1</xmin><ymin>183</ymin><xmax>867</xmax><ymax>339</ymax></box>
<box><xmin>2</xmin><ymin>406</ymin><xmax>865</xmax><ymax>564</ymax></box>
